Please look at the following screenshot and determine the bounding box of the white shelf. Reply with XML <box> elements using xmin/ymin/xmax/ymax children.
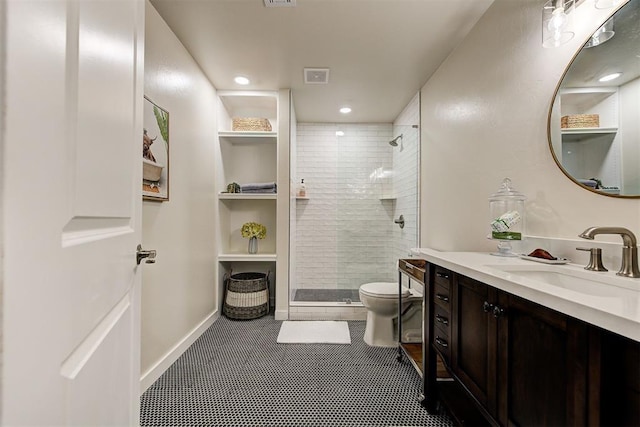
<box><xmin>561</xmin><ymin>127</ymin><xmax>617</xmax><ymax>135</ymax></box>
<box><xmin>218</xmin><ymin>253</ymin><xmax>277</xmax><ymax>262</ymax></box>
<box><xmin>295</xmin><ymin>196</ymin><xmax>309</xmax><ymax>200</ymax></box>
<box><xmin>218</xmin><ymin>131</ymin><xmax>277</xmax><ymax>144</ymax></box>
<box><xmin>219</xmin><ymin>193</ymin><xmax>277</xmax><ymax>200</ymax></box>
<box><xmin>379</xmin><ymin>195</ymin><xmax>397</xmax><ymax>200</ymax></box>
<box><xmin>561</xmin><ymin>127</ymin><xmax>618</xmax><ymax>143</ymax></box>
<box><xmin>216</xmin><ymin>89</ymin><xmax>289</xmax><ymax>319</ymax></box>
<box><xmin>560</xmin><ymin>88</ymin><xmax>616</xmax><ymax>106</ymax></box>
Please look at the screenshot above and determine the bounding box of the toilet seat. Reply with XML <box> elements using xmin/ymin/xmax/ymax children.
<box><xmin>359</xmin><ymin>282</ymin><xmax>410</xmax><ymax>299</ymax></box>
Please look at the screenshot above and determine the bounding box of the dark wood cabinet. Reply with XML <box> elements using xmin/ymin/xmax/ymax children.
<box><xmin>432</xmin><ymin>265</ymin><xmax>453</xmax><ymax>366</ymax></box>
<box><xmin>424</xmin><ymin>261</ymin><xmax>640</xmax><ymax>427</ymax></box>
<box><xmin>451</xmin><ymin>274</ymin><xmax>497</xmax><ymax>416</ymax></box>
<box><xmin>496</xmin><ymin>292</ymin><xmax>588</xmax><ymax>426</ymax></box>
<box><xmin>593</xmin><ymin>327</ymin><xmax>640</xmax><ymax>426</ymax></box>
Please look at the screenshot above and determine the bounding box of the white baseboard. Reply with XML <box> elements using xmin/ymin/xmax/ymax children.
<box><xmin>139</xmin><ymin>310</ymin><xmax>219</xmax><ymax>394</ymax></box>
<box><xmin>274</xmin><ymin>308</ymin><xmax>288</xmax><ymax>321</ymax></box>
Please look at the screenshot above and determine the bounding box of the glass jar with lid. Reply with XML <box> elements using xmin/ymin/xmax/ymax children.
<box><xmin>488</xmin><ymin>178</ymin><xmax>526</xmax><ymax>256</ymax></box>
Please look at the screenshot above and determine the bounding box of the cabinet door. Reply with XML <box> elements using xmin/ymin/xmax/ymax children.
<box><xmin>497</xmin><ymin>293</ymin><xmax>587</xmax><ymax>426</ymax></box>
<box><xmin>596</xmin><ymin>329</ymin><xmax>640</xmax><ymax>426</ymax></box>
<box><xmin>451</xmin><ymin>275</ymin><xmax>498</xmax><ymax>416</ymax></box>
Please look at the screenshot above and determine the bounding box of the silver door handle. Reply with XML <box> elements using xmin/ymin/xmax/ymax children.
<box><xmin>136</xmin><ymin>244</ymin><xmax>157</xmax><ymax>265</ymax></box>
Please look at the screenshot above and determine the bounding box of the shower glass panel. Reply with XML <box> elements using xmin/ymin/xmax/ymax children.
<box><xmin>291</xmin><ymin>121</ymin><xmax>419</xmax><ymax>305</ymax></box>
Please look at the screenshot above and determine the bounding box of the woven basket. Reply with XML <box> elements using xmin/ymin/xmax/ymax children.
<box><xmin>561</xmin><ymin>114</ymin><xmax>599</xmax><ymax>129</ymax></box>
<box><xmin>232</xmin><ymin>118</ymin><xmax>272</xmax><ymax>132</ymax></box>
<box><xmin>223</xmin><ymin>272</ymin><xmax>269</xmax><ymax>320</ymax></box>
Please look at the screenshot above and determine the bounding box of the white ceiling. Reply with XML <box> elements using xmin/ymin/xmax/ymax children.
<box><xmin>149</xmin><ymin>0</ymin><xmax>494</xmax><ymax>123</ymax></box>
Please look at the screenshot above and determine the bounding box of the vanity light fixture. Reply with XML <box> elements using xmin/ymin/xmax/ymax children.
<box><xmin>599</xmin><ymin>72</ymin><xmax>622</xmax><ymax>82</ymax></box>
<box><xmin>584</xmin><ymin>18</ymin><xmax>615</xmax><ymax>48</ymax></box>
<box><xmin>542</xmin><ymin>0</ymin><xmax>575</xmax><ymax>48</ymax></box>
<box><xmin>339</xmin><ymin>107</ymin><xmax>352</xmax><ymax>114</ymax></box>
<box><xmin>234</xmin><ymin>76</ymin><xmax>250</xmax><ymax>85</ymax></box>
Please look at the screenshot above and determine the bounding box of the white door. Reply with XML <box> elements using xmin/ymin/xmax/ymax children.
<box><xmin>3</xmin><ymin>0</ymin><xmax>145</xmax><ymax>425</ymax></box>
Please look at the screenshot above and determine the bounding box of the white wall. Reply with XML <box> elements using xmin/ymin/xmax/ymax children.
<box><xmin>0</xmin><ymin>0</ymin><xmax>5</xmax><ymax>413</ymax></box>
<box><xmin>294</xmin><ymin>123</ymin><xmax>395</xmax><ymax>293</ymax></box>
<box><xmin>141</xmin><ymin>1</ymin><xmax>218</xmax><ymax>389</ymax></box>
<box><xmin>421</xmin><ymin>0</ymin><xmax>640</xmax><ymax>255</ymax></box>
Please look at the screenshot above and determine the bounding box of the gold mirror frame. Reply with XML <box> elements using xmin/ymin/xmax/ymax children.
<box><xmin>547</xmin><ymin>0</ymin><xmax>639</xmax><ymax>198</ymax></box>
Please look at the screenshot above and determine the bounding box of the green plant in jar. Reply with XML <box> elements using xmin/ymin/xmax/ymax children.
<box><xmin>241</xmin><ymin>222</ymin><xmax>266</xmax><ymax>239</ymax></box>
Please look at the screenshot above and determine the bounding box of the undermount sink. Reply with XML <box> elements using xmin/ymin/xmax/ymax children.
<box><xmin>484</xmin><ymin>263</ymin><xmax>636</xmax><ymax>297</ymax></box>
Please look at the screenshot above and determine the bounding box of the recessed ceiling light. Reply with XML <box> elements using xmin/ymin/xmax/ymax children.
<box><xmin>234</xmin><ymin>76</ymin><xmax>250</xmax><ymax>85</ymax></box>
<box><xmin>339</xmin><ymin>107</ymin><xmax>352</xmax><ymax>114</ymax></box>
<box><xmin>335</xmin><ymin>131</ymin><xmax>345</xmax><ymax>136</ymax></box>
<box><xmin>599</xmin><ymin>72</ymin><xmax>622</xmax><ymax>82</ymax></box>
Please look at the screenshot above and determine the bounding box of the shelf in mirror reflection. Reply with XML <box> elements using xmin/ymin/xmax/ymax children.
<box><xmin>561</xmin><ymin>127</ymin><xmax>617</xmax><ymax>142</ymax></box>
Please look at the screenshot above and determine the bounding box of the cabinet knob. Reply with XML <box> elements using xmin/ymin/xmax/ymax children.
<box><xmin>436</xmin><ymin>271</ymin><xmax>450</xmax><ymax>279</ymax></box>
<box><xmin>435</xmin><ymin>314</ymin><xmax>449</xmax><ymax>325</ymax></box>
<box><xmin>435</xmin><ymin>337</ymin><xmax>449</xmax><ymax>348</ymax></box>
<box><xmin>436</xmin><ymin>293</ymin><xmax>449</xmax><ymax>303</ymax></box>
<box><xmin>483</xmin><ymin>301</ymin><xmax>494</xmax><ymax>313</ymax></box>
<box><xmin>493</xmin><ymin>306</ymin><xmax>505</xmax><ymax>318</ymax></box>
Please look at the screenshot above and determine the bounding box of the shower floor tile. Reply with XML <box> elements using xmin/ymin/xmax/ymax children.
<box><xmin>140</xmin><ymin>315</ymin><xmax>453</xmax><ymax>427</ymax></box>
<box><xmin>293</xmin><ymin>288</ymin><xmax>360</xmax><ymax>302</ymax></box>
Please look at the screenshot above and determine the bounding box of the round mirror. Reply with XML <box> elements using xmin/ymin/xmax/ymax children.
<box><xmin>548</xmin><ymin>0</ymin><xmax>640</xmax><ymax>197</ymax></box>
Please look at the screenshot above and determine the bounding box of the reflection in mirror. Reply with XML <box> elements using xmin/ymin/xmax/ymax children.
<box><xmin>548</xmin><ymin>0</ymin><xmax>640</xmax><ymax>197</ymax></box>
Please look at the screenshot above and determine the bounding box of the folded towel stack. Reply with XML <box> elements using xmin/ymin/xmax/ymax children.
<box><xmin>578</xmin><ymin>179</ymin><xmax>598</xmax><ymax>189</ymax></box>
<box><xmin>241</xmin><ymin>182</ymin><xmax>277</xmax><ymax>193</ymax></box>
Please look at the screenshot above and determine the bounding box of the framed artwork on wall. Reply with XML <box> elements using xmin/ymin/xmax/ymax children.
<box><xmin>143</xmin><ymin>96</ymin><xmax>170</xmax><ymax>201</ymax></box>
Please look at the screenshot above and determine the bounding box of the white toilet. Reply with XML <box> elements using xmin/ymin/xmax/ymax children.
<box><xmin>359</xmin><ymin>282</ymin><xmax>421</xmax><ymax>347</ymax></box>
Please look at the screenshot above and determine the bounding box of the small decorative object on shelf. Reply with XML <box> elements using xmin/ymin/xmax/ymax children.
<box><xmin>241</xmin><ymin>222</ymin><xmax>266</xmax><ymax>254</ymax></box>
<box><xmin>297</xmin><ymin>179</ymin><xmax>306</xmax><ymax>197</ymax></box>
<box><xmin>226</xmin><ymin>182</ymin><xmax>241</xmax><ymax>193</ymax></box>
<box><xmin>561</xmin><ymin>114</ymin><xmax>599</xmax><ymax>129</ymax></box>
<box><xmin>232</xmin><ymin>117</ymin><xmax>272</xmax><ymax>132</ymax></box>
<box><xmin>488</xmin><ymin>178</ymin><xmax>526</xmax><ymax>257</ymax></box>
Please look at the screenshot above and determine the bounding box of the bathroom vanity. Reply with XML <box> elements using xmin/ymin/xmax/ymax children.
<box><xmin>409</xmin><ymin>249</ymin><xmax>639</xmax><ymax>426</ymax></box>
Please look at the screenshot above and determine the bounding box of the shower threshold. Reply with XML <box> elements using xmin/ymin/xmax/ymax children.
<box><xmin>292</xmin><ymin>288</ymin><xmax>361</xmax><ymax>304</ymax></box>
<box><xmin>290</xmin><ymin>301</ymin><xmax>364</xmax><ymax>308</ymax></box>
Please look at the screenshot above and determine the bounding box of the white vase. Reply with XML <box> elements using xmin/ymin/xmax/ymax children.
<box><xmin>248</xmin><ymin>236</ymin><xmax>258</xmax><ymax>254</ymax></box>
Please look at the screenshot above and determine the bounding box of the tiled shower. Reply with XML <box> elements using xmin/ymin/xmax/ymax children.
<box><xmin>290</xmin><ymin>94</ymin><xmax>420</xmax><ymax>317</ymax></box>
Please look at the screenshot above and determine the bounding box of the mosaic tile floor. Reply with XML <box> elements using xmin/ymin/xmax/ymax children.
<box><xmin>141</xmin><ymin>315</ymin><xmax>453</xmax><ymax>427</ymax></box>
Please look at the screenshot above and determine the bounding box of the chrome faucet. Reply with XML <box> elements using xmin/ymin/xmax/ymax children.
<box><xmin>578</xmin><ymin>227</ymin><xmax>640</xmax><ymax>278</ymax></box>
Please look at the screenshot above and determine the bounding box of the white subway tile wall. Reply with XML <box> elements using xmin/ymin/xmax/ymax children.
<box><xmin>294</xmin><ymin>113</ymin><xmax>420</xmax><ymax>297</ymax></box>
<box><xmin>295</xmin><ymin>123</ymin><xmax>394</xmax><ymax>292</ymax></box>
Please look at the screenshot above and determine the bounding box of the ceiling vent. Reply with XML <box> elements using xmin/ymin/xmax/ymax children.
<box><xmin>264</xmin><ymin>0</ymin><xmax>296</xmax><ymax>7</ymax></box>
<box><xmin>304</xmin><ymin>68</ymin><xmax>330</xmax><ymax>84</ymax></box>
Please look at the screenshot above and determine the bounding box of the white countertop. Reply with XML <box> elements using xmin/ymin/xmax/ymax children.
<box><xmin>411</xmin><ymin>248</ymin><xmax>640</xmax><ymax>342</ymax></box>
